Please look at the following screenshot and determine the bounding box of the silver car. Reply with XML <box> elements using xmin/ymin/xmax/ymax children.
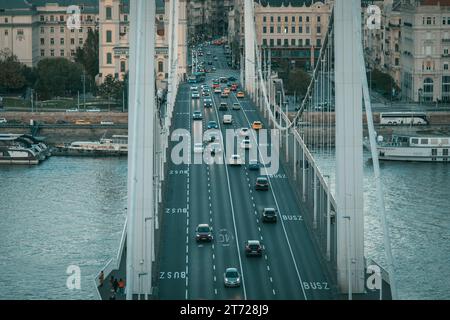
<box><xmin>224</xmin><ymin>268</ymin><xmax>241</xmax><ymax>287</ymax></box>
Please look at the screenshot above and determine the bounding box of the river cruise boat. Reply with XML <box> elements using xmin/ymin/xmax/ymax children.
<box><xmin>366</xmin><ymin>134</ymin><xmax>450</xmax><ymax>162</ymax></box>
<box><xmin>54</xmin><ymin>135</ymin><xmax>128</xmax><ymax>156</ymax></box>
<box><xmin>0</xmin><ymin>134</ymin><xmax>50</xmax><ymax>165</ymax></box>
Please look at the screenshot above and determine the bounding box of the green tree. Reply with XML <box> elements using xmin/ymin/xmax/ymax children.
<box><xmin>97</xmin><ymin>75</ymin><xmax>124</xmax><ymax>101</ymax></box>
<box><xmin>34</xmin><ymin>58</ymin><xmax>83</xmax><ymax>100</ymax></box>
<box><xmin>370</xmin><ymin>69</ymin><xmax>399</xmax><ymax>97</ymax></box>
<box><xmin>285</xmin><ymin>69</ymin><xmax>311</xmax><ymax>98</ymax></box>
<box><xmin>0</xmin><ymin>49</ymin><xmax>27</xmax><ymax>92</ymax></box>
<box><xmin>74</xmin><ymin>29</ymin><xmax>99</xmax><ymax>81</ymax></box>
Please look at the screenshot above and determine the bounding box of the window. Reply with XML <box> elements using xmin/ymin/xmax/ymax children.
<box><xmin>50</xmin><ymin>38</ymin><xmax>54</xmax><ymax>45</ymax></box>
<box><xmin>79</xmin><ymin>27</ymin><xmax>83</xmax><ymax>33</ymax></box>
<box><xmin>270</xmin><ymin>39</ymin><xmax>274</xmax><ymax>47</ymax></box>
<box><xmin>317</xmin><ymin>26</ymin><xmax>321</xmax><ymax>34</ymax></box>
<box><xmin>292</xmin><ymin>16</ymin><xmax>295</xmax><ymax>23</ymax></box>
<box><xmin>71</xmin><ymin>38</ymin><xmax>75</xmax><ymax>45</ymax></box>
<box><xmin>306</xmin><ymin>16</ymin><xmax>310</xmax><ymax>23</ymax></box>
<box><xmin>71</xmin><ymin>49</ymin><xmax>75</xmax><ymax>56</ymax></box>
<box><xmin>427</xmin><ymin>17</ymin><xmax>431</xmax><ymax>25</ymax></box>
<box><xmin>444</xmin><ymin>149</ymin><xmax>449</xmax><ymax>156</ymax></box>
<box><xmin>299</xmin><ymin>16</ymin><xmax>302</xmax><ymax>23</ymax></box>
<box><xmin>106</xmin><ymin>30</ymin><xmax>112</xmax><ymax>43</ymax></box>
<box><xmin>305</xmin><ymin>39</ymin><xmax>310</xmax><ymax>46</ymax></box>
<box><xmin>40</xmin><ymin>38</ymin><xmax>45</xmax><ymax>45</ymax></box>
<box><xmin>4</xmin><ymin>17</ymin><xmax>8</xmax><ymax>23</ymax></box>
<box><xmin>60</xmin><ymin>49</ymin><xmax>64</xmax><ymax>56</ymax></box>
<box><xmin>318</xmin><ymin>16</ymin><xmax>321</xmax><ymax>23</ymax></box>
<box><xmin>60</xmin><ymin>26</ymin><xmax>65</xmax><ymax>33</ymax></box>
<box><xmin>284</xmin><ymin>39</ymin><xmax>289</xmax><ymax>46</ymax></box>
<box><xmin>421</xmin><ymin>139</ymin><xmax>429</xmax><ymax>145</ymax></box>
<box><xmin>444</xmin><ymin>48</ymin><xmax>449</xmax><ymax>55</ymax></box>
<box><xmin>17</xmin><ymin>29</ymin><xmax>24</xmax><ymax>36</ymax></box>
<box><xmin>277</xmin><ymin>16</ymin><xmax>281</xmax><ymax>22</ymax></box>
<box><xmin>121</xmin><ymin>61</ymin><xmax>126</xmax><ymax>73</ymax></box>
<box><xmin>60</xmin><ymin>15</ymin><xmax>64</xmax><ymax>22</ymax></box>
<box><xmin>60</xmin><ymin>38</ymin><xmax>65</xmax><ymax>45</ymax></box>
<box><xmin>106</xmin><ymin>7</ymin><xmax>112</xmax><ymax>20</ymax></box>
<box><xmin>158</xmin><ymin>61</ymin><xmax>164</xmax><ymax>73</ymax></box>
<box><xmin>284</xmin><ymin>26</ymin><xmax>288</xmax><ymax>34</ymax></box>
<box><xmin>292</xmin><ymin>26</ymin><xmax>295</xmax><ymax>33</ymax></box>
<box><xmin>107</xmin><ymin>53</ymin><xmax>112</xmax><ymax>64</ymax></box>
<box><xmin>316</xmin><ymin>38</ymin><xmax>321</xmax><ymax>47</ymax></box>
<box><xmin>4</xmin><ymin>30</ymin><xmax>8</xmax><ymax>36</ymax></box>
<box><xmin>298</xmin><ymin>39</ymin><xmax>303</xmax><ymax>46</ymax></box>
<box><xmin>423</xmin><ymin>78</ymin><xmax>434</xmax><ymax>101</ymax></box>
<box><xmin>299</xmin><ymin>26</ymin><xmax>303</xmax><ymax>33</ymax></box>
<box><xmin>444</xmin><ymin>17</ymin><xmax>447</xmax><ymax>25</ymax></box>
<box><xmin>270</xmin><ymin>26</ymin><xmax>274</xmax><ymax>33</ymax></box>
<box><xmin>291</xmin><ymin>39</ymin><xmax>296</xmax><ymax>46</ymax></box>
<box><xmin>40</xmin><ymin>15</ymin><xmax>44</xmax><ymax>22</ymax></box>
<box><xmin>50</xmin><ymin>15</ymin><xmax>54</xmax><ymax>22</ymax></box>
<box><xmin>50</xmin><ymin>27</ymin><xmax>54</xmax><ymax>33</ymax></box>
<box><xmin>263</xmin><ymin>16</ymin><xmax>267</xmax><ymax>23</ymax></box>
<box><xmin>270</xmin><ymin>16</ymin><xmax>274</xmax><ymax>23</ymax></box>
<box><xmin>262</xmin><ymin>39</ymin><xmax>267</xmax><ymax>46</ymax></box>
<box><xmin>444</xmin><ymin>63</ymin><xmax>449</xmax><ymax>71</ymax></box>
<box><xmin>395</xmin><ymin>58</ymin><xmax>399</xmax><ymax>66</ymax></box>
<box><xmin>306</xmin><ymin>26</ymin><xmax>310</xmax><ymax>34</ymax></box>
<box><xmin>40</xmin><ymin>50</ymin><xmax>45</xmax><ymax>57</ymax></box>
<box><xmin>263</xmin><ymin>26</ymin><xmax>267</xmax><ymax>34</ymax></box>
<box><xmin>284</xmin><ymin>16</ymin><xmax>288</xmax><ymax>22</ymax></box>
<box><xmin>79</xmin><ymin>38</ymin><xmax>83</xmax><ymax>45</ymax></box>
<box><xmin>50</xmin><ymin>49</ymin><xmax>55</xmax><ymax>57</ymax></box>
<box><xmin>277</xmin><ymin>26</ymin><xmax>281</xmax><ymax>33</ymax></box>
<box><xmin>40</xmin><ymin>27</ymin><xmax>45</xmax><ymax>34</ymax></box>
<box><xmin>277</xmin><ymin>39</ymin><xmax>281</xmax><ymax>46</ymax></box>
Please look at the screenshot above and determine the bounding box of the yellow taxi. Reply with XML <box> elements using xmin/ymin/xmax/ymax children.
<box><xmin>236</xmin><ymin>91</ymin><xmax>245</xmax><ymax>98</ymax></box>
<box><xmin>252</xmin><ymin>121</ymin><xmax>262</xmax><ymax>130</ymax></box>
<box><xmin>75</xmin><ymin>119</ymin><xmax>91</xmax><ymax>125</ymax></box>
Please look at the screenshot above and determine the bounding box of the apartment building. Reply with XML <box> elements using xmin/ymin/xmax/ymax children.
<box><xmin>98</xmin><ymin>0</ymin><xmax>188</xmax><ymax>88</ymax></box>
<box><xmin>0</xmin><ymin>0</ymin><xmax>98</xmax><ymax>67</ymax></box>
<box><xmin>400</xmin><ymin>0</ymin><xmax>450</xmax><ymax>102</ymax></box>
<box><xmin>229</xmin><ymin>0</ymin><xmax>333</xmax><ymax>69</ymax></box>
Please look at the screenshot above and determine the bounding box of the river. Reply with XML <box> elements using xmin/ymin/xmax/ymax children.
<box><xmin>0</xmin><ymin>155</ymin><xmax>448</xmax><ymax>300</ymax></box>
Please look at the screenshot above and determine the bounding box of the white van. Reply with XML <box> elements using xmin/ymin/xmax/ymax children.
<box><xmin>223</xmin><ymin>114</ymin><xmax>233</xmax><ymax>124</ymax></box>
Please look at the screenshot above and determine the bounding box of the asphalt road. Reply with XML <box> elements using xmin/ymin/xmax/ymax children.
<box><xmin>158</xmin><ymin>45</ymin><xmax>334</xmax><ymax>300</ymax></box>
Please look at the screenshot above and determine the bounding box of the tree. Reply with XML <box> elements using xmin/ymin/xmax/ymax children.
<box><xmin>97</xmin><ymin>75</ymin><xmax>124</xmax><ymax>101</ymax></box>
<box><xmin>370</xmin><ymin>69</ymin><xmax>399</xmax><ymax>97</ymax></box>
<box><xmin>285</xmin><ymin>69</ymin><xmax>311</xmax><ymax>99</ymax></box>
<box><xmin>0</xmin><ymin>49</ymin><xmax>28</xmax><ymax>92</ymax></box>
<box><xmin>34</xmin><ymin>58</ymin><xmax>83</xmax><ymax>100</ymax></box>
<box><xmin>74</xmin><ymin>29</ymin><xmax>99</xmax><ymax>81</ymax></box>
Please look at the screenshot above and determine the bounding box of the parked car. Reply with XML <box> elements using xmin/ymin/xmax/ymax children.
<box><xmin>75</xmin><ymin>120</ymin><xmax>91</xmax><ymax>125</ymax></box>
<box><xmin>0</xmin><ymin>118</ymin><xmax>7</xmax><ymax>124</ymax></box>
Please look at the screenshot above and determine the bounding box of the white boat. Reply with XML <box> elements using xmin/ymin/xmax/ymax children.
<box><xmin>366</xmin><ymin>134</ymin><xmax>450</xmax><ymax>162</ymax></box>
<box><xmin>54</xmin><ymin>135</ymin><xmax>128</xmax><ymax>156</ymax></box>
<box><xmin>0</xmin><ymin>134</ymin><xmax>50</xmax><ymax>165</ymax></box>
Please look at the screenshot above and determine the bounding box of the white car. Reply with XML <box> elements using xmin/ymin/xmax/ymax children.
<box><xmin>190</xmin><ymin>86</ymin><xmax>199</xmax><ymax>91</ymax></box>
<box><xmin>0</xmin><ymin>118</ymin><xmax>7</xmax><ymax>124</ymax></box>
<box><xmin>239</xmin><ymin>128</ymin><xmax>250</xmax><ymax>137</ymax></box>
<box><xmin>194</xmin><ymin>143</ymin><xmax>204</xmax><ymax>153</ymax></box>
<box><xmin>223</xmin><ymin>114</ymin><xmax>233</xmax><ymax>124</ymax></box>
<box><xmin>232</xmin><ymin>103</ymin><xmax>241</xmax><ymax>110</ymax></box>
<box><xmin>100</xmin><ymin>121</ymin><xmax>114</xmax><ymax>125</ymax></box>
<box><xmin>214</xmin><ymin>88</ymin><xmax>222</xmax><ymax>94</ymax></box>
<box><xmin>87</xmin><ymin>108</ymin><xmax>101</xmax><ymax>112</ymax></box>
<box><xmin>240</xmin><ymin>138</ymin><xmax>252</xmax><ymax>149</ymax></box>
<box><xmin>192</xmin><ymin>91</ymin><xmax>200</xmax><ymax>99</ymax></box>
<box><xmin>229</xmin><ymin>154</ymin><xmax>243</xmax><ymax>166</ymax></box>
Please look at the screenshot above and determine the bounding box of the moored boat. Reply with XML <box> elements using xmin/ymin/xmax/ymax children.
<box><xmin>53</xmin><ymin>135</ymin><xmax>128</xmax><ymax>157</ymax></box>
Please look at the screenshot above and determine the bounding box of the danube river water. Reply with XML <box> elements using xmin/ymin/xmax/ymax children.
<box><xmin>0</xmin><ymin>155</ymin><xmax>448</xmax><ymax>299</ymax></box>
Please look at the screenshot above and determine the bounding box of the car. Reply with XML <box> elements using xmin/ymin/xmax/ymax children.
<box><xmin>209</xmin><ymin>142</ymin><xmax>222</xmax><ymax>155</ymax></box>
<box><xmin>219</xmin><ymin>102</ymin><xmax>228</xmax><ymax>111</ymax></box>
<box><xmin>223</xmin><ymin>114</ymin><xmax>233</xmax><ymax>124</ymax></box>
<box><xmin>248</xmin><ymin>159</ymin><xmax>260</xmax><ymax>171</ymax></box>
<box><xmin>232</xmin><ymin>103</ymin><xmax>241</xmax><ymax>110</ymax></box>
<box><xmin>214</xmin><ymin>88</ymin><xmax>222</xmax><ymax>94</ymax></box>
<box><xmin>231</xmin><ymin>84</ymin><xmax>239</xmax><ymax>91</ymax></box>
<box><xmin>238</xmin><ymin>128</ymin><xmax>250</xmax><ymax>137</ymax></box>
<box><xmin>192</xmin><ymin>91</ymin><xmax>200</xmax><ymax>99</ymax></box>
<box><xmin>252</xmin><ymin>121</ymin><xmax>263</xmax><ymax>130</ymax></box>
<box><xmin>262</xmin><ymin>208</ymin><xmax>278</xmax><ymax>223</ymax></box>
<box><xmin>208</xmin><ymin>61</ymin><xmax>213</xmax><ymax>65</ymax></box>
<box><xmin>245</xmin><ymin>240</ymin><xmax>263</xmax><ymax>257</ymax></box>
<box><xmin>255</xmin><ymin>176</ymin><xmax>269</xmax><ymax>191</ymax></box>
<box><xmin>207</xmin><ymin>121</ymin><xmax>218</xmax><ymax>129</ymax></box>
<box><xmin>240</xmin><ymin>138</ymin><xmax>252</xmax><ymax>149</ymax></box>
<box><xmin>66</xmin><ymin>108</ymin><xmax>79</xmax><ymax>113</ymax></box>
<box><xmin>193</xmin><ymin>111</ymin><xmax>203</xmax><ymax>120</ymax></box>
<box><xmin>75</xmin><ymin>119</ymin><xmax>91</xmax><ymax>125</ymax></box>
<box><xmin>221</xmin><ymin>92</ymin><xmax>229</xmax><ymax>98</ymax></box>
<box><xmin>100</xmin><ymin>121</ymin><xmax>115</xmax><ymax>125</ymax></box>
<box><xmin>228</xmin><ymin>76</ymin><xmax>237</xmax><ymax>82</ymax></box>
<box><xmin>214</xmin><ymin>56</ymin><xmax>219</xmax><ymax>61</ymax></box>
<box><xmin>211</xmin><ymin>67</ymin><xmax>217</xmax><ymax>72</ymax></box>
<box><xmin>229</xmin><ymin>154</ymin><xmax>243</xmax><ymax>166</ymax></box>
<box><xmin>195</xmin><ymin>224</ymin><xmax>213</xmax><ymax>242</ymax></box>
<box><xmin>219</xmin><ymin>77</ymin><xmax>228</xmax><ymax>83</ymax></box>
<box><xmin>201</xmin><ymin>84</ymin><xmax>210</xmax><ymax>91</ymax></box>
<box><xmin>190</xmin><ymin>86</ymin><xmax>198</xmax><ymax>91</ymax></box>
<box><xmin>0</xmin><ymin>118</ymin><xmax>7</xmax><ymax>124</ymax></box>
<box><xmin>207</xmin><ymin>51</ymin><xmax>212</xmax><ymax>56</ymax></box>
<box><xmin>204</xmin><ymin>131</ymin><xmax>220</xmax><ymax>143</ymax></box>
<box><xmin>223</xmin><ymin>88</ymin><xmax>231</xmax><ymax>94</ymax></box>
<box><xmin>236</xmin><ymin>91</ymin><xmax>245</xmax><ymax>99</ymax></box>
<box><xmin>56</xmin><ymin>120</ymin><xmax>69</xmax><ymax>125</ymax></box>
<box><xmin>224</xmin><ymin>268</ymin><xmax>241</xmax><ymax>287</ymax></box>
<box><xmin>87</xmin><ymin>108</ymin><xmax>101</xmax><ymax>112</ymax></box>
<box><xmin>204</xmin><ymin>98</ymin><xmax>213</xmax><ymax>108</ymax></box>
<box><xmin>194</xmin><ymin>143</ymin><xmax>204</xmax><ymax>154</ymax></box>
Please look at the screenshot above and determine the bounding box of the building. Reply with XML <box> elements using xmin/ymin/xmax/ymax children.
<box><xmin>98</xmin><ymin>0</ymin><xmax>188</xmax><ymax>88</ymax></box>
<box><xmin>400</xmin><ymin>0</ymin><xmax>450</xmax><ymax>102</ymax></box>
<box><xmin>229</xmin><ymin>0</ymin><xmax>333</xmax><ymax>70</ymax></box>
<box><xmin>0</xmin><ymin>0</ymin><xmax>98</xmax><ymax>67</ymax></box>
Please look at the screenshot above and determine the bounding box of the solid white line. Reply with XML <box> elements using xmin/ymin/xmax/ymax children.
<box><xmin>238</xmin><ymin>94</ymin><xmax>309</xmax><ymax>300</ymax></box>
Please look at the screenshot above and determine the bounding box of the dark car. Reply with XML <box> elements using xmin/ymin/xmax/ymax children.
<box><xmin>219</xmin><ymin>102</ymin><xmax>228</xmax><ymax>111</ymax></box>
<box><xmin>262</xmin><ymin>208</ymin><xmax>277</xmax><ymax>223</ymax></box>
<box><xmin>228</xmin><ymin>76</ymin><xmax>237</xmax><ymax>82</ymax></box>
<box><xmin>245</xmin><ymin>240</ymin><xmax>263</xmax><ymax>257</ymax></box>
<box><xmin>204</xmin><ymin>98</ymin><xmax>213</xmax><ymax>108</ymax></box>
<box><xmin>248</xmin><ymin>159</ymin><xmax>260</xmax><ymax>171</ymax></box>
<box><xmin>195</xmin><ymin>224</ymin><xmax>213</xmax><ymax>242</ymax></box>
<box><xmin>207</xmin><ymin>121</ymin><xmax>218</xmax><ymax>129</ymax></box>
<box><xmin>224</xmin><ymin>268</ymin><xmax>241</xmax><ymax>287</ymax></box>
<box><xmin>255</xmin><ymin>176</ymin><xmax>269</xmax><ymax>191</ymax></box>
<box><xmin>193</xmin><ymin>111</ymin><xmax>203</xmax><ymax>120</ymax></box>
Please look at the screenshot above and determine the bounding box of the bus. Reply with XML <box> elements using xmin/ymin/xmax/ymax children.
<box><xmin>379</xmin><ymin>112</ymin><xmax>429</xmax><ymax>125</ymax></box>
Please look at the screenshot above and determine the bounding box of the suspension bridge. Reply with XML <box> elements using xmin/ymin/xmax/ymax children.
<box><xmin>95</xmin><ymin>0</ymin><xmax>396</xmax><ymax>300</ymax></box>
